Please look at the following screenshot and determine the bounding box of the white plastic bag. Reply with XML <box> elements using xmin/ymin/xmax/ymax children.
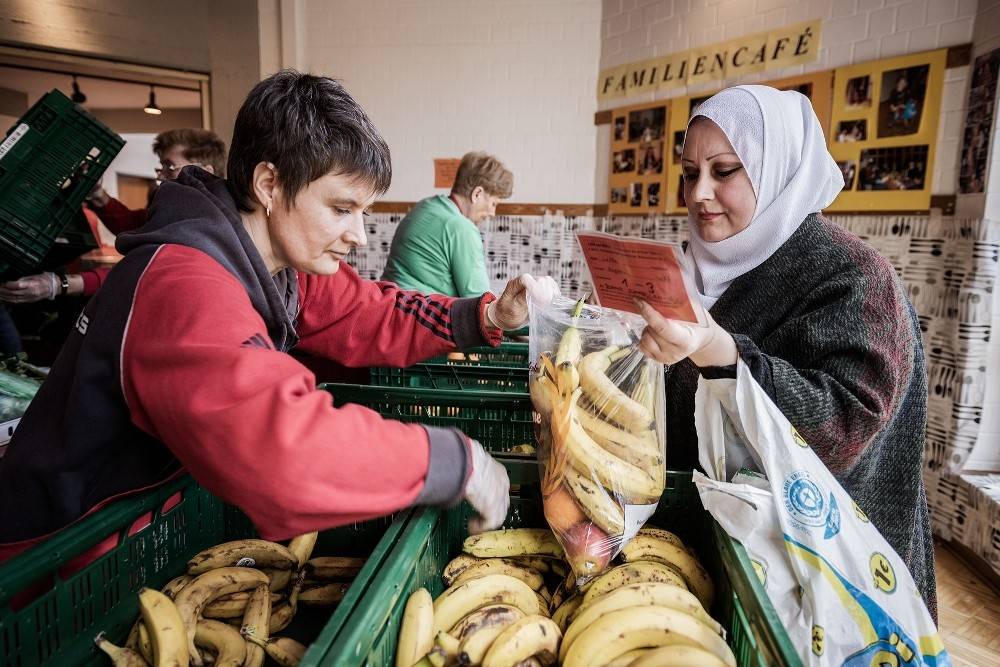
<box><xmin>694</xmin><ymin>361</ymin><xmax>950</xmax><ymax>666</ymax></box>
<box><xmin>528</xmin><ymin>296</ymin><xmax>666</xmax><ymax>582</ymax></box>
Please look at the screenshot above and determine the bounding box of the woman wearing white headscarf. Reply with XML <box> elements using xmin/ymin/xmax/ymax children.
<box><xmin>637</xmin><ymin>85</ymin><xmax>935</xmax><ymax>619</ymax></box>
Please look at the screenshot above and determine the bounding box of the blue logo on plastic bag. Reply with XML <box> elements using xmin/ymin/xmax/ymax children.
<box><xmin>783</xmin><ymin>470</ymin><xmax>838</xmax><ymax>534</ymax></box>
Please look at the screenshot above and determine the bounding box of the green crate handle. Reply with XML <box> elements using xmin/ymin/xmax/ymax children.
<box><xmin>321</xmin><ymin>383</ymin><xmax>533</xmax><ymax>409</ymax></box>
<box><xmin>0</xmin><ymin>476</ymin><xmax>191</xmax><ymax>604</ymax></box>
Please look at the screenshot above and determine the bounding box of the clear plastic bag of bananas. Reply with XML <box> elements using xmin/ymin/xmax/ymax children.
<box><xmin>528</xmin><ymin>295</ymin><xmax>666</xmax><ymax>584</ymax></box>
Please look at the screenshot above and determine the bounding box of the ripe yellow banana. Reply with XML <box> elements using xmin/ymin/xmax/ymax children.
<box><xmin>202</xmin><ymin>590</ymin><xmax>281</xmax><ymax>619</ymax></box>
<box><xmin>561</xmin><ymin>582</ymin><xmax>721</xmax><ymax>662</ymax></box>
<box><xmin>193</xmin><ymin>619</ymin><xmax>246</xmax><ymax>667</ymax></box>
<box><xmin>265</xmin><ymin>568</ymin><xmax>292</xmax><ymax>592</ymax></box>
<box><xmin>305</xmin><ymin>556</ymin><xmax>365</xmax><ymax>580</ymax></box>
<box><xmin>240</xmin><ymin>583</ymin><xmax>272</xmax><ymax>667</ymax></box>
<box><xmin>298</xmin><ymin>582</ymin><xmax>350</xmax><ymax>606</ymax></box>
<box><xmin>187</xmin><ymin>539</ymin><xmax>297</xmax><ymax>574</ymax></box>
<box><xmin>550</xmin><ymin>595</ymin><xmax>582</xmax><ymax>632</ymax></box>
<box><xmin>137</xmin><ymin>587</ymin><xmax>190</xmax><ymax>667</ymax></box>
<box><xmin>245</xmin><ymin>635</ymin><xmax>306</xmax><ymax>667</ymax></box>
<box><xmin>481</xmin><ymin>615</ymin><xmax>561</xmax><ymax>667</ymax></box>
<box><xmin>628</xmin><ymin>645</ymin><xmax>729</xmax><ymax>667</ymax></box>
<box><xmin>286</xmin><ymin>533</ymin><xmax>318</xmax><ymax>568</ymax></box>
<box><xmin>137</xmin><ymin>622</ymin><xmax>153</xmax><ymax>664</ymax></box>
<box><xmin>605</xmin><ymin>649</ymin><xmax>649</xmax><ymax>667</ymax></box>
<box><xmin>530</xmin><ymin>374</ymin><xmax>557</xmax><ymax>421</ymax></box>
<box><xmin>463</xmin><ymin>529</ymin><xmax>563</xmax><ymax>559</ymax></box>
<box><xmin>620</xmin><ymin>536</ymin><xmax>715</xmax><ymax>609</ymax></box>
<box><xmin>562</xmin><ymin>606</ymin><xmax>735</xmax><ymax>667</ymax></box>
<box><xmin>269</xmin><ymin>570</ymin><xmax>305</xmax><ymax>634</ymax></box>
<box><xmin>396</xmin><ymin>588</ymin><xmax>435</xmax><ymax>667</ymax></box>
<box><xmin>443</xmin><ymin>553</ymin><xmax>482</xmax><ymax>584</ymax></box>
<box><xmin>564</xmin><ymin>391</ymin><xmax>662</xmax><ymax>502</ymax></box>
<box><xmin>173</xmin><ymin>566</ymin><xmax>269</xmax><ymax>666</ymax></box>
<box><xmin>580</xmin><ymin>561</ymin><xmax>688</xmax><ymax>605</ymax></box>
<box><xmin>562</xmin><ymin>466</ymin><xmax>625</xmax><ymax>535</ymax></box>
<box><xmin>435</xmin><ymin>630</ymin><xmax>461</xmax><ymax>660</ymax></box>
<box><xmin>578</xmin><ymin>348</ymin><xmax>652</xmax><ymax>432</ymax></box>
<box><xmin>450</xmin><ymin>603</ymin><xmax>524</xmax><ymax>640</ymax></box>
<box><xmin>161</xmin><ymin>575</ymin><xmax>193</xmax><ymax>599</ymax></box>
<box><xmin>457</xmin><ymin>609</ymin><xmax>525</xmax><ymax>666</ymax></box>
<box><xmin>94</xmin><ymin>633</ymin><xmax>148</xmax><ymax>667</ymax></box>
<box><xmin>432</xmin><ymin>573</ymin><xmax>545</xmax><ymax>635</ymax></box>
<box><xmin>636</xmin><ymin>527</ymin><xmax>687</xmax><ymax>550</ymax></box>
<box><xmin>450</xmin><ymin>558</ymin><xmax>545</xmax><ymax>592</ymax></box>
<box><xmin>508</xmin><ymin>556</ymin><xmax>567</xmax><ymax>578</ymax></box>
<box><xmin>576</xmin><ymin>406</ymin><xmax>663</xmax><ymax>470</ymax></box>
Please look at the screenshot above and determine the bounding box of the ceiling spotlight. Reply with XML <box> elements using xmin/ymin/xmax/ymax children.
<box><xmin>70</xmin><ymin>75</ymin><xmax>87</xmax><ymax>104</ymax></box>
<box><xmin>143</xmin><ymin>85</ymin><xmax>162</xmax><ymax>115</ymax></box>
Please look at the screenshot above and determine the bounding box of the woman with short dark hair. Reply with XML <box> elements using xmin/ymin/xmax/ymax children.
<box><xmin>0</xmin><ymin>70</ymin><xmax>546</xmax><ymax>556</ymax></box>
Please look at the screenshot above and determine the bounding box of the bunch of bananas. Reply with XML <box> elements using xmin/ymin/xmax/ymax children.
<box><xmin>94</xmin><ymin>534</ymin><xmax>365</xmax><ymax>667</ymax></box>
<box><xmin>396</xmin><ymin>526</ymin><xmax>735</xmax><ymax>667</ymax></box>
<box><xmin>530</xmin><ymin>301</ymin><xmax>666</xmax><ymax>580</ymax></box>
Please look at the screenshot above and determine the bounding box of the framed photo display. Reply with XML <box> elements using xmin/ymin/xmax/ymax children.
<box><xmin>827</xmin><ymin>48</ymin><xmax>947</xmax><ymax>211</ymax></box>
<box><xmin>608</xmin><ymin>101</ymin><xmax>671</xmax><ymax>214</ymax></box>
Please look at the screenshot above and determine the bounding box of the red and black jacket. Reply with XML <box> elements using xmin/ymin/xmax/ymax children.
<box><xmin>0</xmin><ymin>168</ymin><xmax>499</xmax><ymax>557</ymax></box>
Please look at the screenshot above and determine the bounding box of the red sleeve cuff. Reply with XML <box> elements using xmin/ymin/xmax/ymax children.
<box><xmin>477</xmin><ymin>293</ymin><xmax>503</xmax><ymax>348</ymax></box>
<box><xmin>80</xmin><ymin>270</ymin><xmax>102</xmax><ymax>297</ymax></box>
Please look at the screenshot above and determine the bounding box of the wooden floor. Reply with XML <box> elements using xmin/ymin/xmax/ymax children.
<box><xmin>936</xmin><ymin>541</ymin><xmax>1000</xmax><ymax>666</ymax></box>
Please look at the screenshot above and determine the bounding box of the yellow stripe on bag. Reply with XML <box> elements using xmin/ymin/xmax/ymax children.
<box><xmin>784</xmin><ymin>540</ymin><xmax>878</xmax><ymax>644</ymax></box>
<box><xmin>919</xmin><ymin>633</ymin><xmax>947</xmax><ymax>656</ymax></box>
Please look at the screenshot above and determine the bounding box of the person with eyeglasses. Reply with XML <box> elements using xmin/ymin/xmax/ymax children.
<box><xmin>0</xmin><ymin>129</ymin><xmax>226</xmax><ymax>303</ymax></box>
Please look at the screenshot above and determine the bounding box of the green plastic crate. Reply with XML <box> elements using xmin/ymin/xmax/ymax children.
<box><xmin>421</xmin><ymin>342</ymin><xmax>529</xmax><ymax>367</ymax></box>
<box><xmin>369</xmin><ymin>363</ymin><xmax>528</xmax><ymax>392</ymax></box>
<box><xmin>0</xmin><ymin>89</ymin><xmax>124</xmax><ymax>277</ymax></box>
<box><xmin>0</xmin><ymin>475</ymin><xmax>410</xmax><ymax>666</ymax></box>
<box><xmin>323</xmin><ymin>384</ymin><xmax>535</xmax><ymax>452</ymax></box>
<box><xmin>313</xmin><ymin>459</ymin><xmax>801</xmax><ymax>666</ymax></box>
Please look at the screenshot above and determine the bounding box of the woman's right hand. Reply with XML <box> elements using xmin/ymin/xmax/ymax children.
<box><xmin>464</xmin><ymin>439</ymin><xmax>510</xmax><ymax>534</ymax></box>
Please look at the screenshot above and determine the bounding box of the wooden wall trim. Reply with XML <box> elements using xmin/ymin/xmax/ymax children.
<box><xmin>594</xmin><ymin>109</ymin><xmax>613</xmax><ymax>125</ymax></box>
<box><xmin>947</xmin><ymin>43</ymin><xmax>973</xmax><ymax>69</ymax></box>
<box><xmin>370</xmin><ymin>202</ymin><xmax>600</xmax><ymax>216</ymax></box>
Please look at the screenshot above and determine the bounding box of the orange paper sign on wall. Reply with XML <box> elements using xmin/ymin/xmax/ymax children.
<box><xmin>434</xmin><ymin>158</ymin><xmax>462</xmax><ymax>189</ymax></box>
<box><xmin>576</xmin><ymin>231</ymin><xmax>705</xmax><ymax>326</ymax></box>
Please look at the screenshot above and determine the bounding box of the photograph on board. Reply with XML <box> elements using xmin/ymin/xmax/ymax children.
<box><xmin>858</xmin><ymin>145</ymin><xmax>928</xmax><ymax>190</ymax></box>
<box><xmin>647</xmin><ymin>182</ymin><xmax>661</xmax><ymax>207</ymax></box>
<box><xmin>613</xmin><ymin>149</ymin><xmax>636</xmax><ymax>173</ymax></box>
<box><xmin>959</xmin><ymin>48</ymin><xmax>1000</xmax><ymax>193</ymax></box>
<box><xmin>878</xmin><ymin>65</ymin><xmax>929</xmax><ymax>137</ymax></box>
<box><xmin>629</xmin><ymin>182</ymin><xmax>643</xmax><ymax>207</ymax></box>
<box><xmin>673</xmin><ymin>130</ymin><xmax>685</xmax><ymax>164</ymax></box>
<box><xmin>628</xmin><ymin>106</ymin><xmax>666</xmax><ymax>143</ymax></box>
<box><xmin>837</xmin><ymin>160</ymin><xmax>857</xmax><ymax>191</ymax></box>
<box><xmin>637</xmin><ymin>141</ymin><xmax>664</xmax><ymax>175</ymax></box>
<box><xmin>611</xmin><ymin>187</ymin><xmax>628</xmax><ymax>204</ymax></box>
<box><xmin>614</xmin><ymin>116</ymin><xmax>626</xmax><ymax>141</ymax></box>
<box><xmin>836</xmin><ymin>119</ymin><xmax>868</xmax><ymax>142</ymax></box>
<box><xmin>845</xmin><ymin>75</ymin><xmax>872</xmax><ymax>108</ymax></box>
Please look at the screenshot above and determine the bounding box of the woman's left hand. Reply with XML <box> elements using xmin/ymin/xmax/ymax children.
<box><xmin>637</xmin><ymin>299</ymin><xmax>739</xmax><ymax>367</ymax></box>
<box><xmin>488</xmin><ymin>274</ymin><xmax>559</xmax><ymax>331</ymax></box>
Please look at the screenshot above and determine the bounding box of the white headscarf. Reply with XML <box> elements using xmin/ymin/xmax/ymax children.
<box><xmin>684</xmin><ymin>85</ymin><xmax>844</xmax><ymax>308</ymax></box>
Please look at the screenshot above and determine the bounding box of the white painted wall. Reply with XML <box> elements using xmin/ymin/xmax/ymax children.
<box><xmin>265</xmin><ymin>0</ymin><xmax>603</xmax><ymax>203</ymax></box>
<box><xmin>596</xmin><ymin>0</ymin><xmax>978</xmax><ymax>201</ymax></box>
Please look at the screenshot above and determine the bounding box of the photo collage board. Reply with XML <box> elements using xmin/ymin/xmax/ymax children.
<box><xmin>828</xmin><ymin>48</ymin><xmax>946</xmax><ymax>211</ymax></box>
<box><xmin>608</xmin><ymin>101</ymin><xmax>671</xmax><ymax>214</ymax></box>
<box><xmin>608</xmin><ymin>48</ymin><xmax>947</xmax><ymax>213</ymax></box>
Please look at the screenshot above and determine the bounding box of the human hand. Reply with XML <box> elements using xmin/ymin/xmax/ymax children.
<box><xmin>464</xmin><ymin>439</ymin><xmax>510</xmax><ymax>533</ymax></box>
<box><xmin>0</xmin><ymin>273</ymin><xmax>57</xmax><ymax>303</ymax></box>
<box><xmin>637</xmin><ymin>299</ymin><xmax>738</xmax><ymax>367</ymax></box>
<box><xmin>85</xmin><ymin>179</ymin><xmax>109</xmax><ymax>208</ymax></box>
<box><xmin>487</xmin><ymin>274</ymin><xmax>560</xmax><ymax>331</ymax></box>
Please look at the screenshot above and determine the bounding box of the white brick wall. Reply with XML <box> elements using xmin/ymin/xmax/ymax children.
<box><xmin>270</xmin><ymin>0</ymin><xmax>602</xmax><ymax>203</ymax></box>
<box><xmin>597</xmin><ymin>0</ymin><xmax>976</xmax><ymax>199</ymax></box>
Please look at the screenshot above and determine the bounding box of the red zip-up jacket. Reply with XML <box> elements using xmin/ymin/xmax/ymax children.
<box><xmin>0</xmin><ymin>169</ymin><xmax>500</xmax><ymax>560</ymax></box>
